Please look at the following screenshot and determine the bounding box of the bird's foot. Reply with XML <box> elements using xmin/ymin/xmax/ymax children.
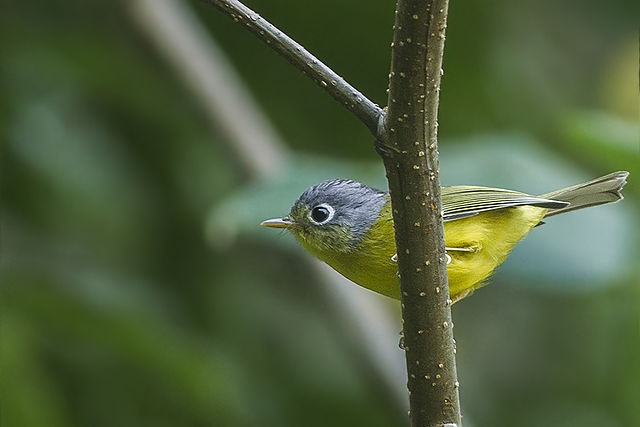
<box><xmin>451</xmin><ymin>288</ymin><xmax>474</xmax><ymax>304</ymax></box>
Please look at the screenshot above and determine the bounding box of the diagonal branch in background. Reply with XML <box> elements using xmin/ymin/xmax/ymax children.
<box><xmin>195</xmin><ymin>0</ymin><xmax>461</xmax><ymax>424</ymax></box>
<box><xmin>129</xmin><ymin>0</ymin><xmax>286</xmax><ymax>179</ymax></box>
<box><xmin>198</xmin><ymin>0</ymin><xmax>383</xmax><ymax>136</ymax></box>
<box><xmin>127</xmin><ymin>0</ymin><xmax>408</xmax><ymax>413</ymax></box>
<box><xmin>379</xmin><ymin>0</ymin><xmax>461</xmax><ymax>425</ymax></box>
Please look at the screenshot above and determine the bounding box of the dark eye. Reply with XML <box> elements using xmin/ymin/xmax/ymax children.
<box><xmin>310</xmin><ymin>204</ymin><xmax>334</xmax><ymax>225</ymax></box>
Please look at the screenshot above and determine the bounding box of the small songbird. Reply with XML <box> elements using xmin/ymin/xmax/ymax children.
<box><xmin>261</xmin><ymin>172</ymin><xmax>628</xmax><ymax>303</ymax></box>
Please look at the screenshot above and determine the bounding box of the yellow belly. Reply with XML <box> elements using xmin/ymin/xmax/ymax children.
<box><xmin>301</xmin><ymin>205</ymin><xmax>547</xmax><ymax>300</ymax></box>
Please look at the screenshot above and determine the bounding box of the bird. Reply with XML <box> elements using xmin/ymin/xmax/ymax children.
<box><xmin>261</xmin><ymin>171</ymin><xmax>628</xmax><ymax>303</ymax></box>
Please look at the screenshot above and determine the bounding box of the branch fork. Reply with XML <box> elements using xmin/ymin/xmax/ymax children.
<box><xmin>199</xmin><ymin>0</ymin><xmax>461</xmax><ymax>424</ymax></box>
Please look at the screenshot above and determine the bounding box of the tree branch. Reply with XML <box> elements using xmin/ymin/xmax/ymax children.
<box><xmin>198</xmin><ymin>0</ymin><xmax>461</xmax><ymax>423</ymax></box>
<box><xmin>377</xmin><ymin>0</ymin><xmax>461</xmax><ymax>426</ymax></box>
<box><xmin>198</xmin><ymin>0</ymin><xmax>383</xmax><ymax>135</ymax></box>
<box><xmin>130</xmin><ymin>0</ymin><xmax>408</xmax><ymax>412</ymax></box>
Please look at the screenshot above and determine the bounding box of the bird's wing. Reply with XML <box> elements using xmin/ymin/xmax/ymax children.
<box><xmin>442</xmin><ymin>186</ymin><xmax>569</xmax><ymax>222</ymax></box>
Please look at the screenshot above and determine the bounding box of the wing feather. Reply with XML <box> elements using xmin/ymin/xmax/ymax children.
<box><xmin>442</xmin><ymin>186</ymin><xmax>569</xmax><ymax>222</ymax></box>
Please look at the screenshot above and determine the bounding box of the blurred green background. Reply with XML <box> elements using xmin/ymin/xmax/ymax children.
<box><xmin>1</xmin><ymin>0</ymin><xmax>638</xmax><ymax>426</ymax></box>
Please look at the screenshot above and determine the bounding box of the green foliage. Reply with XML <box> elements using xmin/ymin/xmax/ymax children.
<box><xmin>1</xmin><ymin>1</ymin><xmax>638</xmax><ymax>426</ymax></box>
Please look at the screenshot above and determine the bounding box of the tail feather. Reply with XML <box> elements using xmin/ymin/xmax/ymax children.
<box><xmin>540</xmin><ymin>171</ymin><xmax>629</xmax><ymax>218</ymax></box>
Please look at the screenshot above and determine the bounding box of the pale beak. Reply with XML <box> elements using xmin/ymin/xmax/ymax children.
<box><xmin>260</xmin><ymin>217</ymin><xmax>293</xmax><ymax>229</ymax></box>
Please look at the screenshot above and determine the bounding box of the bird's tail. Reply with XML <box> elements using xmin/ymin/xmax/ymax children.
<box><xmin>539</xmin><ymin>171</ymin><xmax>629</xmax><ymax>218</ymax></box>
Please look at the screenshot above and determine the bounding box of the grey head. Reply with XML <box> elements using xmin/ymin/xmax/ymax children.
<box><xmin>288</xmin><ymin>179</ymin><xmax>389</xmax><ymax>252</ymax></box>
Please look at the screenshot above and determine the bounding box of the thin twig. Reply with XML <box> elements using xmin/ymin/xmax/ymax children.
<box><xmin>192</xmin><ymin>0</ymin><xmax>462</xmax><ymax>423</ymax></box>
<box><xmin>127</xmin><ymin>0</ymin><xmax>407</xmax><ymax>411</ymax></box>
<box><xmin>379</xmin><ymin>0</ymin><xmax>461</xmax><ymax>425</ymax></box>
<box><xmin>197</xmin><ymin>0</ymin><xmax>383</xmax><ymax>136</ymax></box>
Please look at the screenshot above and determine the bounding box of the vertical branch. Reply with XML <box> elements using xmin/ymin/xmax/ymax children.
<box><xmin>377</xmin><ymin>0</ymin><xmax>461</xmax><ymax>426</ymax></box>
<box><xmin>192</xmin><ymin>0</ymin><xmax>462</xmax><ymax>423</ymax></box>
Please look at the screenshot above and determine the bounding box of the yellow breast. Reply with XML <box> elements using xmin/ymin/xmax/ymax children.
<box><xmin>300</xmin><ymin>201</ymin><xmax>548</xmax><ymax>300</ymax></box>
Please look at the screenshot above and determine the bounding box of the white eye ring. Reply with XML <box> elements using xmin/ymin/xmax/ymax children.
<box><xmin>309</xmin><ymin>203</ymin><xmax>335</xmax><ymax>225</ymax></box>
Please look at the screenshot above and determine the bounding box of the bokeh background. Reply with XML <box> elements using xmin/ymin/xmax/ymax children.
<box><xmin>1</xmin><ymin>0</ymin><xmax>638</xmax><ymax>426</ymax></box>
